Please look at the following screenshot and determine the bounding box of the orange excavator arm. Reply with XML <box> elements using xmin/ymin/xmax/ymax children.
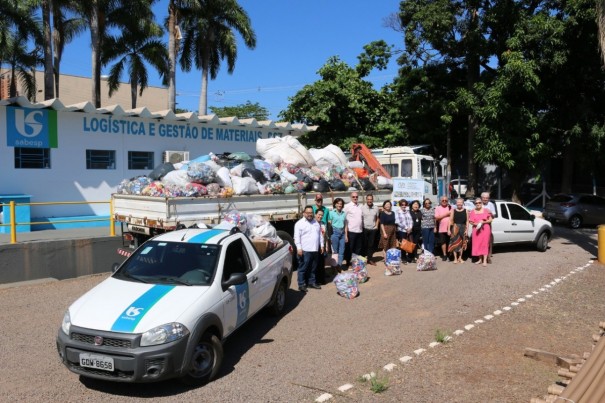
<box><xmin>350</xmin><ymin>144</ymin><xmax>391</xmax><ymax>179</ymax></box>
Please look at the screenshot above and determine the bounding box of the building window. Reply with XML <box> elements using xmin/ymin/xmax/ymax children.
<box><xmin>86</xmin><ymin>149</ymin><xmax>116</xmax><ymax>169</ymax></box>
<box><xmin>128</xmin><ymin>151</ymin><xmax>154</xmax><ymax>170</ymax></box>
<box><xmin>14</xmin><ymin>147</ymin><xmax>51</xmax><ymax>169</ymax></box>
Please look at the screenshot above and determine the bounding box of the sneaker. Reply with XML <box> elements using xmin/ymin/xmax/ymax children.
<box><xmin>298</xmin><ymin>286</ymin><xmax>308</xmax><ymax>292</ymax></box>
<box><xmin>442</xmin><ymin>256</ymin><xmax>448</xmax><ymax>262</ymax></box>
<box><xmin>308</xmin><ymin>283</ymin><xmax>321</xmax><ymax>290</ymax></box>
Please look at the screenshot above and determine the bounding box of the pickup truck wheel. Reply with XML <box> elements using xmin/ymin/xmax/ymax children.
<box><xmin>569</xmin><ymin>215</ymin><xmax>582</xmax><ymax>229</ymax></box>
<box><xmin>269</xmin><ymin>280</ymin><xmax>287</xmax><ymax>316</ymax></box>
<box><xmin>536</xmin><ymin>232</ymin><xmax>549</xmax><ymax>252</ymax></box>
<box><xmin>277</xmin><ymin>230</ymin><xmax>297</xmax><ymax>271</ymax></box>
<box><xmin>181</xmin><ymin>332</ymin><xmax>223</xmax><ymax>386</ymax></box>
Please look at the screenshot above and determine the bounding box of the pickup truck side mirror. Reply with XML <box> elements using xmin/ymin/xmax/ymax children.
<box><xmin>530</xmin><ymin>214</ymin><xmax>536</xmax><ymax>221</ymax></box>
<box><xmin>111</xmin><ymin>263</ymin><xmax>120</xmax><ymax>273</ymax></box>
<box><xmin>222</xmin><ymin>272</ymin><xmax>247</xmax><ymax>289</ymax></box>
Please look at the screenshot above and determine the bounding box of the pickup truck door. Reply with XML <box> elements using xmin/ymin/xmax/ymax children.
<box><xmin>245</xmin><ymin>241</ymin><xmax>281</xmax><ymax>309</ymax></box>
<box><xmin>494</xmin><ymin>203</ymin><xmax>535</xmax><ymax>243</ymax></box>
<box><xmin>219</xmin><ymin>237</ymin><xmax>262</xmax><ymax>336</ymax></box>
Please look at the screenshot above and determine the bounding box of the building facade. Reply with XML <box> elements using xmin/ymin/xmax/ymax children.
<box><xmin>0</xmin><ymin>97</ymin><xmax>313</xmax><ymax>229</ymax></box>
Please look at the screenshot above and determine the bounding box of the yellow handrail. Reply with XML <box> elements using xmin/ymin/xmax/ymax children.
<box><xmin>0</xmin><ymin>200</ymin><xmax>115</xmax><ymax>244</ymax></box>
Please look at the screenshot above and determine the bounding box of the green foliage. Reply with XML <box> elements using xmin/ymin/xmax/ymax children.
<box><xmin>369</xmin><ymin>375</ymin><xmax>389</xmax><ymax>393</ymax></box>
<box><xmin>280</xmin><ymin>43</ymin><xmax>404</xmax><ymax>149</ymax></box>
<box><xmin>356</xmin><ymin>40</ymin><xmax>393</xmax><ymax>77</ymax></box>
<box><xmin>179</xmin><ymin>0</ymin><xmax>256</xmax><ymax>114</ymax></box>
<box><xmin>434</xmin><ymin>329</ymin><xmax>450</xmax><ymax>343</ymax></box>
<box><xmin>210</xmin><ymin>101</ymin><xmax>269</xmax><ymax>120</ymax></box>
<box><xmin>395</xmin><ymin>0</ymin><xmax>605</xmax><ymax>195</ymax></box>
<box><xmin>102</xmin><ymin>17</ymin><xmax>169</xmax><ymax>108</ymax></box>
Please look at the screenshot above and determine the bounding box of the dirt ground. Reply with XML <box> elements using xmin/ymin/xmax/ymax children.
<box><xmin>337</xmin><ymin>228</ymin><xmax>605</xmax><ymax>402</ymax></box>
<box><xmin>0</xmin><ymin>226</ymin><xmax>602</xmax><ymax>402</ymax></box>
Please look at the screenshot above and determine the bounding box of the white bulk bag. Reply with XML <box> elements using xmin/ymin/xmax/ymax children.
<box><xmin>256</xmin><ymin>135</ymin><xmax>315</xmax><ymax>167</ymax></box>
<box><xmin>231</xmin><ymin>176</ymin><xmax>259</xmax><ymax>195</ymax></box>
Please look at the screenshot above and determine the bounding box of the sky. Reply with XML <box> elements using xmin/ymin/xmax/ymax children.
<box><xmin>58</xmin><ymin>0</ymin><xmax>404</xmax><ymax>120</ymax></box>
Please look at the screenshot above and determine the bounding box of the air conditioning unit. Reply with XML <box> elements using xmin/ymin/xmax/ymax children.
<box><xmin>163</xmin><ymin>150</ymin><xmax>190</xmax><ymax>164</ymax></box>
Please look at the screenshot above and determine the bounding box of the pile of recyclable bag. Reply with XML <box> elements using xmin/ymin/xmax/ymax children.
<box><xmin>350</xmin><ymin>254</ymin><xmax>368</xmax><ymax>283</ymax></box>
<box><xmin>217</xmin><ymin>209</ymin><xmax>282</xmax><ymax>245</ymax></box>
<box><xmin>115</xmin><ymin>139</ymin><xmax>393</xmax><ymax>198</ymax></box>
<box><xmin>333</xmin><ymin>272</ymin><xmax>359</xmax><ymax>299</ymax></box>
<box><xmin>416</xmin><ymin>251</ymin><xmax>437</xmax><ymax>271</ymax></box>
<box><xmin>385</xmin><ymin>248</ymin><xmax>402</xmax><ymax>275</ymax></box>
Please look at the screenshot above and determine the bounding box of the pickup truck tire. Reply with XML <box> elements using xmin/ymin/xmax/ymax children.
<box><xmin>277</xmin><ymin>230</ymin><xmax>297</xmax><ymax>271</ymax></box>
<box><xmin>536</xmin><ymin>232</ymin><xmax>549</xmax><ymax>252</ymax></box>
<box><xmin>268</xmin><ymin>279</ymin><xmax>288</xmax><ymax>316</ymax></box>
<box><xmin>181</xmin><ymin>332</ymin><xmax>223</xmax><ymax>386</ymax></box>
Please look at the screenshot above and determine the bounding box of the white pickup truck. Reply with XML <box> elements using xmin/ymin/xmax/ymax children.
<box><xmin>56</xmin><ymin>227</ymin><xmax>293</xmax><ymax>385</ymax></box>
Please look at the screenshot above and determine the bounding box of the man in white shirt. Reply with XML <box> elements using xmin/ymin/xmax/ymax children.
<box><xmin>294</xmin><ymin>205</ymin><xmax>323</xmax><ymax>292</ymax></box>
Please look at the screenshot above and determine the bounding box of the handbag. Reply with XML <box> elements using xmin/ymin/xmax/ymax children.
<box><xmin>399</xmin><ymin>238</ymin><xmax>416</xmax><ymax>254</ymax></box>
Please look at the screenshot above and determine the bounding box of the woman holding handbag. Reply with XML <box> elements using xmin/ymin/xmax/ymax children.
<box><xmin>395</xmin><ymin>199</ymin><xmax>414</xmax><ymax>264</ymax></box>
<box><xmin>447</xmin><ymin>198</ymin><xmax>469</xmax><ymax>264</ymax></box>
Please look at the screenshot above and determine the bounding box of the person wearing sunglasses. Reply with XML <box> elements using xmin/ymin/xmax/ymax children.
<box><xmin>469</xmin><ymin>197</ymin><xmax>493</xmax><ymax>266</ymax></box>
<box><xmin>420</xmin><ymin>198</ymin><xmax>436</xmax><ymax>255</ymax></box>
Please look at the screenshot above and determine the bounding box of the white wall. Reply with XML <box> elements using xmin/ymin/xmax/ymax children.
<box><xmin>0</xmin><ymin>106</ymin><xmax>287</xmax><ymax>218</ymax></box>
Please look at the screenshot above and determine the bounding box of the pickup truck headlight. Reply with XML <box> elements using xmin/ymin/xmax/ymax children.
<box><xmin>140</xmin><ymin>322</ymin><xmax>190</xmax><ymax>347</ymax></box>
<box><xmin>61</xmin><ymin>310</ymin><xmax>71</xmax><ymax>335</ymax></box>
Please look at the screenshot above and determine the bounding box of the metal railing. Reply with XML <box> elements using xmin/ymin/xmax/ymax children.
<box><xmin>0</xmin><ymin>200</ymin><xmax>115</xmax><ymax>244</ymax></box>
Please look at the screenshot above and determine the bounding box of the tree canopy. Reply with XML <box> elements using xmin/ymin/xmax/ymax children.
<box><xmin>282</xmin><ymin>0</ymin><xmax>605</xmax><ymax>199</ymax></box>
<box><xmin>280</xmin><ymin>41</ymin><xmax>402</xmax><ymax>149</ymax></box>
<box><xmin>209</xmin><ymin>100</ymin><xmax>269</xmax><ymax>120</ymax></box>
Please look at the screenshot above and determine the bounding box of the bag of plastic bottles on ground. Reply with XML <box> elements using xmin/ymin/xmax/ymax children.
<box><xmin>333</xmin><ymin>272</ymin><xmax>359</xmax><ymax>299</ymax></box>
<box><xmin>417</xmin><ymin>251</ymin><xmax>437</xmax><ymax>271</ymax></box>
<box><xmin>384</xmin><ymin>248</ymin><xmax>402</xmax><ymax>276</ymax></box>
<box><xmin>350</xmin><ymin>254</ymin><xmax>368</xmax><ymax>283</ymax></box>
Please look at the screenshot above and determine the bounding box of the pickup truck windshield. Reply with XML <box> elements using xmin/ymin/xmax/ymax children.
<box><xmin>115</xmin><ymin>241</ymin><xmax>219</xmax><ymax>286</ymax></box>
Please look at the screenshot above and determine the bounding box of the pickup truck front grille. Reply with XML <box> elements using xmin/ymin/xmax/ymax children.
<box><xmin>71</xmin><ymin>332</ymin><xmax>133</xmax><ymax>349</ymax></box>
<box><xmin>68</xmin><ymin>362</ymin><xmax>133</xmax><ymax>379</ymax></box>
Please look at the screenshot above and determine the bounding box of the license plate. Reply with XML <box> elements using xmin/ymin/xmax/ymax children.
<box><xmin>79</xmin><ymin>353</ymin><xmax>114</xmax><ymax>372</ymax></box>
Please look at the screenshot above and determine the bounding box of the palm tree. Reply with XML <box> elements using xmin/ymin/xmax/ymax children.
<box><xmin>102</xmin><ymin>19</ymin><xmax>169</xmax><ymax>108</ymax></box>
<box><xmin>598</xmin><ymin>1</ymin><xmax>605</xmax><ymax>65</ymax></box>
<box><xmin>179</xmin><ymin>0</ymin><xmax>256</xmax><ymax>115</ymax></box>
<box><xmin>51</xmin><ymin>0</ymin><xmax>86</xmax><ymax>98</ymax></box>
<box><xmin>166</xmin><ymin>0</ymin><xmax>198</xmax><ymax>112</ymax></box>
<box><xmin>0</xmin><ymin>1</ymin><xmax>40</xmax><ymax>67</ymax></box>
<box><xmin>74</xmin><ymin>0</ymin><xmax>155</xmax><ymax>107</ymax></box>
<box><xmin>42</xmin><ymin>0</ymin><xmax>54</xmax><ymax>99</ymax></box>
<box><xmin>4</xmin><ymin>30</ymin><xmax>40</xmax><ymax>100</ymax></box>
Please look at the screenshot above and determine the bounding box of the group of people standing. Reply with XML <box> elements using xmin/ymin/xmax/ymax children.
<box><xmin>293</xmin><ymin>191</ymin><xmax>496</xmax><ymax>292</ymax></box>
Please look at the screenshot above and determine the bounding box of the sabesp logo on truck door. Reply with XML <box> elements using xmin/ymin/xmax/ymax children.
<box><xmin>6</xmin><ymin>106</ymin><xmax>58</xmax><ymax>148</ymax></box>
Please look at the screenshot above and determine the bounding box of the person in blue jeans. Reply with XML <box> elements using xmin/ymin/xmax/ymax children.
<box><xmin>420</xmin><ymin>198</ymin><xmax>436</xmax><ymax>254</ymax></box>
<box><xmin>329</xmin><ymin>197</ymin><xmax>347</xmax><ymax>270</ymax></box>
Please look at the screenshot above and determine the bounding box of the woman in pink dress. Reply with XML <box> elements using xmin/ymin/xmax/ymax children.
<box><xmin>469</xmin><ymin>197</ymin><xmax>493</xmax><ymax>266</ymax></box>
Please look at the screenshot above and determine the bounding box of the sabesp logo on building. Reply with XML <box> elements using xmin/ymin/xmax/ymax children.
<box><xmin>6</xmin><ymin>106</ymin><xmax>58</xmax><ymax>148</ymax></box>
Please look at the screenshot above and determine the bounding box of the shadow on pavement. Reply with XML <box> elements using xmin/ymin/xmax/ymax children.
<box><xmin>78</xmin><ymin>287</ymin><xmax>305</xmax><ymax>397</ymax></box>
<box><xmin>551</xmin><ymin>225</ymin><xmax>598</xmax><ymax>259</ymax></box>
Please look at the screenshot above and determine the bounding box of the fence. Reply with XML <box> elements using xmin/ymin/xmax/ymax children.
<box><xmin>0</xmin><ymin>200</ymin><xmax>116</xmax><ymax>244</ymax></box>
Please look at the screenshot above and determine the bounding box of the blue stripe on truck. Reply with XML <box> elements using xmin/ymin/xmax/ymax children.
<box><xmin>111</xmin><ymin>285</ymin><xmax>175</xmax><ymax>332</ymax></box>
<box><xmin>187</xmin><ymin>229</ymin><xmax>226</xmax><ymax>244</ymax></box>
